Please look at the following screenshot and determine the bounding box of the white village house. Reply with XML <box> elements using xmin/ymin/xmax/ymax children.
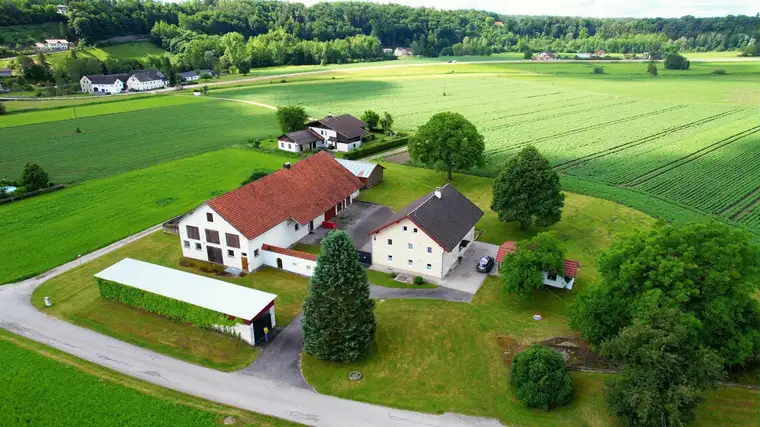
<box><xmin>79</xmin><ymin>73</ymin><xmax>129</xmax><ymax>94</ymax></box>
<box><xmin>394</xmin><ymin>47</ymin><xmax>413</xmax><ymax>56</ymax></box>
<box><xmin>126</xmin><ymin>69</ymin><xmax>168</xmax><ymax>91</ymax></box>
<box><xmin>179</xmin><ymin>71</ymin><xmax>200</xmax><ymax>83</ymax></box>
<box><xmin>36</xmin><ymin>39</ymin><xmax>70</xmax><ymax>51</ymax></box>
<box><xmin>178</xmin><ymin>152</ymin><xmax>363</xmax><ymax>276</ymax></box>
<box><xmin>496</xmin><ymin>241</ymin><xmax>580</xmax><ymax>290</ymax></box>
<box><xmin>277</xmin><ymin>114</ymin><xmax>368</xmax><ymax>153</ymax></box>
<box><xmin>369</xmin><ymin>184</ymin><xmax>484</xmax><ymax>279</ymax></box>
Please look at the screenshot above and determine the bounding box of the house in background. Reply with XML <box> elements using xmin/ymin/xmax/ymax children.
<box><xmin>127</xmin><ymin>69</ymin><xmax>167</xmax><ymax>91</ymax></box>
<box><xmin>382</xmin><ymin>48</ymin><xmax>393</xmax><ymax>55</ymax></box>
<box><xmin>277</xmin><ymin>114</ymin><xmax>368</xmax><ymax>153</ymax></box>
<box><xmin>178</xmin><ymin>71</ymin><xmax>200</xmax><ymax>83</ymax></box>
<box><xmin>56</xmin><ymin>4</ymin><xmax>68</xmax><ymax>14</ymax></box>
<box><xmin>577</xmin><ymin>52</ymin><xmax>592</xmax><ymax>59</ymax></box>
<box><xmin>198</xmin><ymin>69</ymin><xmax>216</xmax><ymax>78</ymax></box>
<box><xmin>369</xmin><ymin>184</ymin><xmax>484</xmax><ymax>279</ymax></box>
<box><xmin>496</xmin><ymin>240</ymin><xmax>580</xmax><ymax>290</ymax></box>
<box><xmin>37</xmin><ymin>39</ymin><xmax>70</xmax><ymax>51</ymax></box>
<box><xmin>178</xmin><ymin>152</ymin><xmax>363</xmax><ymax>276</ymax></box>
<box><xmin>80</xmin><ymin>73</ymin><xmax>129</xmax><ymax>94</ymax></box>
<box><xmin>394</xmin><ymin>47</ymin><xmax>413</xmax><ymax>57</ymax></box>
<box><xmin>535</xmin><ymin>52</ymin><xmax>556</xmax><ymax>60</ymax></box>
<box><xmin>0</xmin><ymin>68</ymin><xmax>12</xmax><ymax>77</ymax></box>
<box><xmin>336</xmin><ymin>158</ymin><xmax>384</xmax><ymax>189</ymax></box>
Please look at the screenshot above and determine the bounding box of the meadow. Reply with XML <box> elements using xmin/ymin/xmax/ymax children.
<box><xmin>0</xmin><ymin>97</ymin><xmax>280</xmax><ymax>183</ymax></box>
<box><xmin>0</xmin><ymin>330</ymin><xmax>299</xmax><ymax>426</ymax></box>
<box><xmin>0</xmin><ymin>149</ymin><xmax>292</xmax><ymax>284</ymax></box>
<box><xmin>212</xmin><ymin>61</ymin><xmax>760</xmax><ymax>233</ymax></box>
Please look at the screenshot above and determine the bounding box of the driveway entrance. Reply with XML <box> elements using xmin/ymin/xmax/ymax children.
<box><xmin>439</xmin><ymin>242</ymin><xmax>500</xmax><ymax>294</ymax></box>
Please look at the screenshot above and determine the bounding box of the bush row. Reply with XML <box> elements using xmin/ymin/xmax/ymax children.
<box><xmin>179</xmin><ymin>257</ymin><xmax>226</xmax><ymax>274</ymax></box>
<box><xmin>0</xmin><ymin>184</ymin><xmax>65</xmax><ymax>206</ymax></box>
<box><xmin>343</xmin><ymin>137</ymin><xmax>409</xmax><ymax>160</ymax></box>
<box><xmin>96</xmin><ymin>278</ymin><xmax>238</xmax><ymax>327</ymax></box>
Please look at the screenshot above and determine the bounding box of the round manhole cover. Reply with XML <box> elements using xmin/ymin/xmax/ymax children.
<box><xmin>223</xmin><ymin>416</ymin><xmax>236</xmax><ymax>425</ymax></box>
<box><xmin>349</xmin><ymin>371</ymin><xmax>362</xmax><ymax>381</ymax></box>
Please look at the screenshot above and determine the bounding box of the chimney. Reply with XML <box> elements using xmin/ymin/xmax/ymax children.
<box><xmin>434</xmin><ymin>187</ymin><xmax>442</xmax><ymax>199</ymax></box>
<box><xmin>283</xmin><ymin>162</ymin><xmax>291</xmax><ymax>169</ymax></box>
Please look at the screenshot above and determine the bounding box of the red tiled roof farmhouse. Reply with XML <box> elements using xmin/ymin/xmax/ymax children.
<box><xmin>208</xmin><ymin>151</ymin><xmax>363</xmax><ymax>239</ymax></box>
<box><xmin>496</xmin><ymin>241</ymin><xmax>517</xmax><ymax>263</ymax></box>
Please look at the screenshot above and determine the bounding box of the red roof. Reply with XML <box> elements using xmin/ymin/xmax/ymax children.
<box><xmin>208</xmin><ymin>151</ymin><xmax>363</xmax><ymax>240</ymax></box>
<box><xmin>261</xmin><ymin>244</ymin><xmax>317</xmax><ymax>261</ymax></box>
<box><xmin>496</xmin><ymin>241</ymin><xmax>517</xmax><ymax>263</ymax></box>
<box><xmin>563</xmin><ymin>260</ymin><xmax>580</xmax><ymax>277</ymax></box>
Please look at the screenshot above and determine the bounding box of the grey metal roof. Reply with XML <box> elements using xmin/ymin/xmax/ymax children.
<box><xmin>308</xmin><ymin>114</ymin><xmax>368</xmax><ymax>142</ymax></box>
<box><xmin>179</xmin><ymin>71</ymin><xmax>198</xmax><ymax>79</ymax></box>
<box><xmin>279</xmin><ymin>129</ymin><xmax>322</xmax><ymax>145</ymax></box>
<box><xmin>128</xmin><ymin>69</ymin><xmax>166</xmax><ymax>82</ymax></box>
<box><xmin>335</xmin><ymin>158</ymin><xmax>382</xmax><ymax>178</ymax></box>
<box><xmin>370</xmin><ymin>184</ymin><xmax>484</xmax><ymax>251</ymax></box>
<box><xmin>84</xmin><ymin>73</ymin><xmax>129</xmax><ymax>84</ymax></box>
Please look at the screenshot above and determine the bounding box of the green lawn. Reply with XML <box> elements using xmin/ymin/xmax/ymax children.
<box><xmin>305</xmin><ymin>163</ymin><xmax>758</xmax><ymax>426</ymax></box>
<box><xmin>43</xmin><ymin>41</ymin><xmax>169</xmax><ymax>67</ymax></box>
<box><xmin>366</xmin><ymin>269</ymin><xmax>438</xmax><ymax>289</ymax></box>
<box><xmin>0</xmin><ymin>149</ymin><xmax>292</xmax><ymax>285</ymax></box>
<box><xmin>0</xmin><ymin>22</ymin><xmax>62</xmax><ymax>45</ymax></box>
<box><xmin>32</xmin><ymin>231</ymin><xmax>309</xmax><ymax>370</ymax></box>
<box><xmin>2</xmin><ymin>94</ymin><xmax>153</xmax><ymax>113</ymax></box>
<box><xmin>0</xmin><ymin>330</ymin><xmax>301</xmax><ymax>426</ymax></box>
<box><xmin>0</xmin><ymin>99</ymin><xmax>281</xmax><ymax>183</ymax></box>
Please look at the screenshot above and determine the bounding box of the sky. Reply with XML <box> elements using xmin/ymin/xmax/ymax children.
<box><xmin>292</xmin><ymin>0</ymin><xmax>759</xmax><ymax>18</ymax></box>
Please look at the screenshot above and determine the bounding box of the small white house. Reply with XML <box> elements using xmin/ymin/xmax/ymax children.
<box><xmin>577</xmin><ymin>52</ymin><xmax>592</xmax><ymax>59</ymax></box>
<box><xmin>126</xmin><ymin>70</ymin><xmax>167</xmax><ymax>91</ymax></box>
<box><xmin>41</xmin><ymin>39</ymin><xmax>70</xmax><ymax>51</ymax></box>
<box><xmin>277</xmin><ymin>114</ymin><xmax>368</xmax><ymax>153</ymax></box>
<box><xmin>80</xmin><ymin>74</ymin><xmax>128</xmax><ymax>94</ymax></box>
<box><xmin>178</xmin><ymin>152</ymin><xmax>363</xmax><ymax>276</ymax></box>
<box><xmin>496</xmin><ymin>241</ymin><xmax>580</xmax><ymax>290</ymax></box>
<box><xmin>369</xmin><ymin>184</ymin><xmax>484</xmax><ymax>279</ymax></box>
<box><xmin>179</xmin><ymin>71</ymin><xmax>200</xmax><ymax>83</ymax></box>
<box><xmin>394</xmin><ymin>47</ymin><xmax>413</xmax><ymax>57</ymax></box>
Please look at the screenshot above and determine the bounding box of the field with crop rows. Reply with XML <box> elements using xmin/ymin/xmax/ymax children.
<box><xmin>0</xmin><ymin>97</ymin><xmax>279</xmax><ymax>182</ymax></box>
<box><xmin>217</xmin><ymin>72</ymin><xmax>760</xmax><ymax>232</ymax></box>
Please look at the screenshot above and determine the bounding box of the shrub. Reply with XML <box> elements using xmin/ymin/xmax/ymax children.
<box><xmin>711</xmin><ymin>69</ymin><xmax>726</xmax><ymax>75</ymax></box>
<box><xmin>413</xmin><ymin>276</ymin><xmax>425</xmax><ymax>285</ymax></box>
<box><xmin>179</xmin><ymin>257</ymin><xmax>225</xmax><ymax>274</ymax></box>
<box><xmin>390</xmin><ymin>272</ymin><xmax>397</xmax><ymax>278</ymax></box>
<box><xmin>664</xmin><ymin>53</ymin><xmax>690</xmax><ymax>70</ymax></box>
<box><xmin>343</xmin><ymin>137</ymin><xmax>408</xmax><ymax>160</ymax></box>
<box><xmin>241</xmin><ymin>169</ymin><xmax>271</xmax><ymax>186</ymax></box>
<box><xmin>592</xmin><ymin>66</ymin><xmax>604</xmax><ymax>74</ymax></box>
<box><xmin>510</xmin><ymin>345</ymin><xmax>573</xmax><ymax>410</ymax></box>
<box><xmin>0</xmin><ymin>102</ymin><xmax>5</xmax><ymax>115</ymax></box>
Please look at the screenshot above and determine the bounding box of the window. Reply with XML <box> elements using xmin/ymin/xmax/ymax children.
<box><xmin>241</xmin><ymin>252</ymin><xmax>247</xmax><ymax>257</ymax></box>
<box><xmin>426</xmin><ymin>264</ymin><xmax>432</xmax><ymax>271</ymax></box>
<box><xmin>227</xmin><ymin>249</ymin><xmax>234</xmax><ymax>257</ymax></box>
<box><xmin>387</xmin><ymin>239</ymin><xmax>393</xmax><ymax>245</ymax></box>
<box><xmin>195</xmin><ymin>242</ymin><xmax>202</xmax><ymax>250</ymax></box>
<box><xmin>547</xmin><ymin>272</ymin><xmax>558</xmax><ymax>281</ymax></box>
<box><xmin>408</xmin><ymin>260</ymin><xmax>413</xmax><ymax>267</ymax></box>
<box><xmin>403</xmin><ymin>226</ymin><xmax>408</xmax><ymax>231</ymax></box>
<box><xmin>225</xmin><ymin>233</ymin><xmax>240</xmax><ymax>248</ymax></box>
<box><xmin>408</xmin><ymin>243</ymin><xmax>413</xmax><ymax>250</ymax></box>
<box><xmin>413</xmin><ymin>228</ymin><xmax>418</xmax><ymax>233</ymax></box>
<box><xmin>186</xmin><ymin>225</ymin><xmax>200</xmax><ymax>240</ymax></box>
<box><xmin>206</xmin><ymin>213</ymin><xmax>213</xmax><ymax>222</ymax></box>
<box><xmin>254</xmin><ymin>249</ymin><xmax>260</xmax><ymax>257</ymax></box>
<box><xmin>288</xmin><ymin>143</ymin><xmax>292</xmax><ymax>149</ymax></box>
<box><xmin>183</xmin><ymin>240</ymin><xmax>190</xmax><ymax>248</ymax></box>
<box><xmin>427</xmin><ymin>246</ymin><xmax>432</xmax><ymax>253</ymax></box>
<box><xmin>387</xmin><ymin>255</ymin><xmax>393</xmax><ymax>262</ymax></box>
<box><xmin>294</xmin><ymin>223</ymin><xmax>300</xmax><ymax>231</ymax></box>
<box><xmin>205</xmin><ymin>229</ymin><xmax>220</xmax><ymax>244</ymax></box>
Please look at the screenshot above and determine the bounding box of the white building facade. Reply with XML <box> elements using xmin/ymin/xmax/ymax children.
<box><xmin>127</xmin><ymin>74</ymin><xmax>167</xmax><ymax>91</ymax></box>
<box><xmin>80</xmin><ymin>75</ymin><xmax>126</xmax><ymax>94</ymax></box>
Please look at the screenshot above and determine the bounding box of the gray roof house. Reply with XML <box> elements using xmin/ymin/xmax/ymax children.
<box><xmin>128</xmin><ymin>69</ymin><xmax>167</xmax><ymax>82</ymax></box>
<box><xmin>336</xmin><ymin>158</ymin><xmax>385</xmax><ymax>189</ymax></box>
<box><xmin>178</xmin><ymin>71</ymin><xmax>199</xmax><ymax>82</ymax></box>
<box><xmin>277</xmin><ymin>129</ymin><xmax>323</xmax><ymax>152</ymax></box>
<box><xmin>369</xmin><ymin>184</ymin><xmax>484</xmax><ymax>278</ymax></box>
<box><xmin>85</xmin><ymin>73</ymin><xmax>129</xmax><ymax>85</ymax></box>
<box><xmin>307</xmin><ymin>114</ymin><xmax>368</xmax><ymax>144</ymax></box>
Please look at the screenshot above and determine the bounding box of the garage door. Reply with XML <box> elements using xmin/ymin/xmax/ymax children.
<box><xmin>253</xmin><ymin>312</ymin><xmax>273</xmax><ymax>343</ymax></box>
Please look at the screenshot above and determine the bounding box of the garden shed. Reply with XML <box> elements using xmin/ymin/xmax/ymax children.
<box><xmin>94</xmin><ymin>258</ymin><xmax>277</xmax><ymax>345</ymax></box>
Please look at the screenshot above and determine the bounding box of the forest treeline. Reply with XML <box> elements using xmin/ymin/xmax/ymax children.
<box><xmin>2</xmin><ymin>0</ymin><xmax>759</xmax><ymax>57</ymax></box>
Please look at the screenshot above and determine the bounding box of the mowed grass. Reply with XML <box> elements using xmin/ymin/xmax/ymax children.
<box><xmin>0</xmin><ymin>99</ymin><xmax>280</xmax><ymax>183</ymax></box>
<box><xmin>305</xmin><ymin>163</ymin><xmax>758</xmax><ymax>426</ymax></box>
<box><xmin>0</xmin><ymin>149</ymin><xmax>292</xmax><ymax>284</ymax></box>
<box><xmin>32</xmin><ymin>232</ymin><xmax>309</xmax><ymax>370</ymax></box>
<box><xmin>0</xmin><ymin>330</ymin><xmax>301</xmax><ymax>427</ymax></box>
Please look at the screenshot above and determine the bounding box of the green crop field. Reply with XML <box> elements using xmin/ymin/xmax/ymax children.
<box><xmin>210</xmin><ymin>61</ymin><xmax>760</xmax><ymax>233</ymax></box>
<box><xmin>0</xmin><ymin>22</ymin><xmax>62</xmax><ymax>45</ymax></box>
<box><xmin>0</xmin><ymin>97</ymin><xmax>280</xmax><ymax>183</ymax></box>
<box><xmin>0</xmin><ymin>149</ymin><xmax>292</xmax><ymax>284</ymax></box>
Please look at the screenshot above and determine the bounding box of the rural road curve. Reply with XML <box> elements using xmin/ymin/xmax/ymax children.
<box><xmin>0</xmin><ymin>226</ymin><xmax>504</xmax><ymax>427</ymax></box>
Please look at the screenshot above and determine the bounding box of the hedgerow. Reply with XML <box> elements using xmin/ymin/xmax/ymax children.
<box><xmin>96</xmin><ymin>278</ymin><xmax>239</xmax><ymax>327</ymax></box>
<box><xmin>343</xmin><ymin>137</ymin><xmax>408</xmax><ymax>160</ymax></box>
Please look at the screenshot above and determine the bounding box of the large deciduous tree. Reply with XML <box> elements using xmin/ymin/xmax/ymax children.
<box><xmin>602</xmin><ymin>305</ymin><xmax>723</xmax><ymax>427</ymax></box>
<box><xmin>276</xmin><ymin>105</ymin><xmax>309</xmax><ymax>133</ymax></box>
<box><xmin>379</xmin><ymin>111</ymin><xmax>394</xmax><ymax>134</ymax></box>
<box><xmin>20</xmin><ymin>162</ymin><xmax>50</xmax><ymax>191</ymax></box>
<box><xmin>569</xmin><ymin>222</ymin><xmax>760</xmax><ymax>367</ymax></box>
<box><xmin>491</xmin><ymin>146</ymin><xmax>564</xmax><ymax>229</ymax></box>
<box><xmin>510</xmin><ymin>344</ymin><xmax>574</xmax><ymax>410</ymax></box>
<box><xmin>302</xmin><ymin>231</ymin><xmax>376</xmax><ymax>363</ymax></box>
<box><xmin>361</xmin><ymin>110</ymin><xmax>380</xmax><ymax>130</ymax></box>
<box><xmin>408</xmin><ymin>112</ymin><xmax>484</xmax><ymax>180</ymax></box>
<box><xmin>500</xmin><ymin>232</ymin><xmax>565</xmax><ymax>300</ymax></box>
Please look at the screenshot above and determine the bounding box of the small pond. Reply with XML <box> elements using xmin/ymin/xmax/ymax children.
<box><xmin>1</xmin><ymin>186</ymin><xmax>17</xmax><ymax>194</ymax></box>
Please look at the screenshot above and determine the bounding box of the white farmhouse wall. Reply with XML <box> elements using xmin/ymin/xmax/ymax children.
<box><xmin>127</xmin><ymin>76</ymin><xmax>167</xmax><ymax>91</ymax></box>
<box><xmin>441</xmin><ymin>226</ymin><xmax>475</xmax><ymax>277</ymax></box>
<box><xmin>371</xmin><ymin>218</ymin><xmax>446</xmax><ymax>277</ymax></box>
<box><xmin>246</xmin><ymin>215</ymin><xmax>322</xmax><ymax>270</ymax></box>
<box><xmin>262</xmin><ymin>250</ymin><xmax>316</xmax><ymax>276</ymax></box>
<box><xmin>336</xmin><ymin>141</ymin><xmax>362</xmax><ymax>152</ymax></box>
<box><xmin>308</xmin><ymin>126</ymin><xmax>336</xmax><ymax>143</ymax></box>
<box><xmin>178</xmin><ymin>204</ymin><xmax>248</xmax><ymax>270</ymax></box>
<box><xmin>213</xmin><ymin>323</ymin><xmax>255</xmax><ymax>345</ymax></box>
<box><xmin>277</xmin><ymin>140</ymin><xmax>301</xmax><ymax>153</ymax></box>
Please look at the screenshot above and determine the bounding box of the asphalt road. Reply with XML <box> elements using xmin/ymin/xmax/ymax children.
<box><xmin>0</xmin><ymin>226</ymin><xmax>504</xmax><ymax>427</ymax></box>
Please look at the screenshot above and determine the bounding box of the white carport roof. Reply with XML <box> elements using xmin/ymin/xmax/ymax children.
<box><xmin>335</xmin><ymin>158</ymin><xmax>381</xmax><ymax>178</ymax></box>
<box><xmin>94</xmin><ymin>258</ymin><xmax>276</xmax><ymax>320</ymax></box>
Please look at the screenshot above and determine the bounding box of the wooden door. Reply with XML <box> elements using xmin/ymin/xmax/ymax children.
<box><xmin>241</xmin><ymin>256</ymin><xmax>249</xmax><ymax>271</ymax></box>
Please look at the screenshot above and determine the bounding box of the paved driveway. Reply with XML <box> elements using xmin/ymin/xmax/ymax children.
<box><xmin>438</xmin><ymin>242</ymin><xmax>500</xmax><ymax>294</ymax></box>
<box><xmin>299</xmin><ymin>201</ymin><xmax>393</xmax><ymax>251</ymax></box>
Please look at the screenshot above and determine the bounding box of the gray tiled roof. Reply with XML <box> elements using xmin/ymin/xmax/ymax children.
<box><xmin>279</xmin><ymin>129</ymin><xmax>322</xmax><ymax>145</ymax></box>
<box><xmin>84</xmin><ymin>73</ymin><xmax>129</xmax><ymax>84</ymax></box>
<box><xmin>178</xmin><ymin>71</ymin><xmax>198</xmax><ymax>79</ymax></box>
<box><xmin>372</xmin><ymin>184</ymin><xmax>484</xmax><ymax>251</ymax></box>
<box><xmin>308</xmin><ymin>114</ymin><xmax>368</xmax><ymax>142</ymax></box>
<box><xmin>128</xmin><ymin>69</ymin><xmax>166</xmax><ymax>82</ymax></box>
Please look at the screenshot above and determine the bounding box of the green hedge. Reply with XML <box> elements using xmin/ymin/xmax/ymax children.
<box><xmin>343</xmin><ymin>137</ymin><xmax>409</xmax><ymax>160</ymax></box>
<box><xmin>96</xmin><ymin>278</ymin><xmax>238</xmax><ymax>327</ymax></box>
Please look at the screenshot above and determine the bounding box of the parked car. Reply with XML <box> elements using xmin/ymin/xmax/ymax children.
<box><xmin>476</xmin><ymin>256</ymin><xmax>494</xmax><ymax>273</ymax></box>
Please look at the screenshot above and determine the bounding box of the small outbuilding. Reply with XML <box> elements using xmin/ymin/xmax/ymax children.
<box><xmin>496</xmin><ymin>241</ymin><xmax>580</xmax><ymax>290</ymax></box>
<box><xmin>336</xmin><ymin>158</ymin><xmax>384</xmax><ymax>189</ymax></box>
<box><xmin>95</xmin><ymin>258</ymin><xmax>277</xmax><ymax>345</ymax></box>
